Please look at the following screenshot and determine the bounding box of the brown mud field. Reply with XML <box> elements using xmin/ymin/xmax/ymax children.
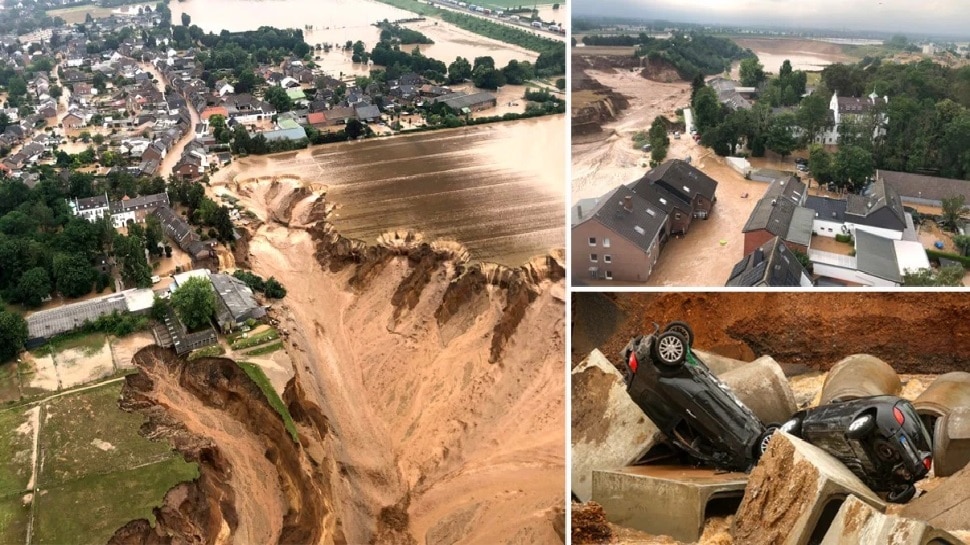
<box><xmin>213</xmin><ymin>118</ymin><xmax>565</xmax><ymax>267</ymax></box>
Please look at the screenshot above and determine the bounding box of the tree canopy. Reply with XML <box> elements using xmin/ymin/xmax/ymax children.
<box><xmin>171</xmin><ymin>276</ymin><xmax>216</xmax><ymax>331</ymax></box>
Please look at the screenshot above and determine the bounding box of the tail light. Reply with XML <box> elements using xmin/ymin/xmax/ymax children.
<box><xmin>923</xmin><ymin>456</ymin><xmax>932</xmax><ymax>471</ymax></box>
<box><xmin>628</xmin><ymin>352</ymin><xmax>638</xmax><ymax>374</ymax></box>
<box><xmin>893</xmin><ymin>407</ymin><xmax>905</xmax><ymax>424</ymax></box>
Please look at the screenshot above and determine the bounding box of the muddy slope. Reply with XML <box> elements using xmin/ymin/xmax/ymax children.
<box><xmin>110</xmin><ymin>346</ymin><xmax>339</xmax><ymax>545</ymax></box>
<box><xmin>116</xmin><ymin>177</ymin><xmax>565</xmax><ymax>545</ymax></box>
<box><xmin>581</xmin><ymin>293</ymin><xmax>970</xmax><ymax>374</ymax></box>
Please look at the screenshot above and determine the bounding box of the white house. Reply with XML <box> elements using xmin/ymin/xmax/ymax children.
<box><xmin>816</xmin><ymin>91</ymin><xmax>888</xmax><ymax>145</ymax></box>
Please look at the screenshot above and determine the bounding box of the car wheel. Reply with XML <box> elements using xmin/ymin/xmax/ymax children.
<box><xmin>663</xmin><ymin>321</ymin><xmax>694</xmax><ymax>347</ymax></box>
<box><xmin>886</xmin><ymin>485</ymin><xmax>916</xmax><ymax>504</ymax></box>
<box><xmin>754</xmin><ymin>425</ymin><xmax>781</xmax><ymax>458</ymax></box>
<box><xmin>873</xmin><ymin>439</ymin><xmax>898</xmax><ymax>462</ymax></box>
<box><xmin>651</xmin><ymin>331</ymin><xmax>687</xmax><ymax>368</ymax></box>
<box><xmin>846</xmin><ymin>414</ymin><xmax>876</xmax><ymax>439</ymax></box>
<box><xmin>780</xmin><ymin>416</ymin><xmax>803</xmax><ymax>437</ymax></box>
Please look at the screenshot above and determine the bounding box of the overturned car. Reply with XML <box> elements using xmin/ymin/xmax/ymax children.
<box><xmin>621</xmin><ymin>321</ymin><xmax>778</xmax><ymax>472</ymax></box>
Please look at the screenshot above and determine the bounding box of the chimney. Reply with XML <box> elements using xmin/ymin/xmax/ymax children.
<box><xmin>576</xmin><ymin>204</ymin><xmax>583</xmax><ymax>219</ymax></box>
<box><xmin>623</xmin><ymin>195</ymin><xmax>633</xmax><ymax>212</ymax></box>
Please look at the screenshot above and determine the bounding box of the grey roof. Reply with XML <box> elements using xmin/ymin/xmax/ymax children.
<box><xmin>877</xmin><ymin>169</ymin><xmax>970</xmax><ymax>204</ymax></box>
<box><xmin>75</xmin><ymin>194</ymin><xmax>109</xmax><ymax>211</ymax></box>
<box><xmin>153</xmin><ymin>205</ymin><xmax>197</xmax><ymax>251</ymax></box>
<box><xmin>855</xmin><ymin>230</ymin><xmax>901</xmax><ymax>282</ymax></box>
<box><xmin>355</xmin><ymin>105</ymin><xmax>381</xmax><ymax>119</ymax></box>
<box><xmin>726</xmin><ymin>236</ymin><xmax>809</xmax><ymax>287</ymax></box>
<box><xmin>436</xmin><ymin>92</ymin><xmax>496</xmax><ymax>110</ymax></box>
<box><xmin>743</xmin><ymin>197</ymin><xmax>799</xmax><ymax>236</ymax></box>
<box><xmin>805</xmin><ymin>195</ymin><xmax>847</xmax><ymax>223</ymax></box>
<box><xmin>573</xmin><ymin>185</ymin><xmax>668</xmax><ymax>254</ymax></box>
<box><xmin>109</xmin><ymin>192</ymin><xmax>169</xmax><ymax>214</ymax></box>
<box><xmin>260</xmin><ymin>127</ymin><xmax>307</xmax><ymax>142</ymax></box>
<box><xmin>640</xmin><ymin>159</ymin><xmax>718</xmax><ymax>203</ymax></box>
<box><xmin>787</xmin><ymin>207</ymin><xmax>816</xmax><ymax>247</ymax></box>
<box><xmin>210</xmin><ymin>273</ymin><xmax>266</xmax><ymax>325</ymax></box>
<box><xmin>763</xmin><ymin>176</ymin><xmax>806</xmax><ymax>202</ymax></box>
<box><xmin>27</xmin><ymin>292</ymin><xmax>128</xmax><ymax>341</ymax></box>
<box><xmin>846</xmin><ymin>180</ymin><xmax>906</xmax><ymax>229</ymax></box>
<box><xmin>571</xmin><ymin>197</ymin><xmax>600</xmax><ymax>226</ymax></box>
<box><xmin>837</xmin><ymin>95</ymin><xmax>885</xmax><ymax>114</ymax></box>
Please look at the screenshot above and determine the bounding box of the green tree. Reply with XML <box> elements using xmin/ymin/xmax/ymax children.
<box><xmin>472</xmin><ymin>65</ymin><xmax>505</xmax><ymax>90</ymax></box>
<box><xmin>648</xmin><ymin>116</ymin><xmax>669</xmax><ymax>164</ymax></box>
<box><xmin>692</xmin><ymin>86</ymin><xmax>721</xmax><ymax>133</ymax></box>
<box><xmin>264</xmin><ymin>86</ymin><xmax>293</xmax><ymax>113</ymax></box>
<box><xmin>114</xmin><ymin>233</ymin><xmax>152</xmax><ymax>288</ymax></box>
<box><xmin>902</xmin><ymin>265</ymin><xmax>965</xmax><ymax>287</ymax></box>
<box><xmin>17</xmin><ymin>267</ymin><xmax>51</xmax><ymax>308</ymax></box>
<box><xmin>808</xmin><ymin>143</ymin><xmax>834</xmax><ymax>186</ymax></box>
<box><xmin>941</xmin><ymin>195</ymin><xmax>969</xmax><ymax>231</ymax></box>
<box><xmin>0</xmin><ymin>309</ymin><xmax>27</xmax><ymax>362</ymax></box>
<box><xmin>832</xmin><ymin>145</ymin><xmax>874</xmax><ymax>192</ymax></box>
<box><xmin>765</xmin><ymin>114</ymin><xmax>798</xmax><ymax>160</ymax></box>
<box><xmin>170</xmin><ymin>276</ymin><xmax>216</xmax><ymax>331</ymax></box>
<box><xmin>739</xmin><ymin>57</ymin><xmax>765</xmax><ymax>87</ymax></box>
<box><xmin>181</xmin><ymin>13</ymin><xmax>191</xmax><ymax>26</ymax></box>
<box><xmin>447</xmin><ymin>56</ymin><xmax>472</xmax><ymax>84</ymax></box>
<box><xmin>264</xmin><ymin>277</ymin><xmax>287</xmax><ymax>299</ymax></box>
<box><xmin>796</xmin><ymin>93</ymin><xmax>832</xmax><ymax>145</ymax></box>
<box><xmin>345</xmin><ymin>118</ymin><xmax>365</xmax><ymax>139</ymax></box>
<box><xmin>953</xmin><ymin>234</ymin><xmax>970</xmax><ymax>256</ymax></box>
<box><xmin>53</xmin><ymin>253</ymin><xmax>96</xmax><ymax>298</ymax></box>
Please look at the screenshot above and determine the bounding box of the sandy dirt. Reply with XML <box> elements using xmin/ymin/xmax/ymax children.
<box><xmin>222</xmin><ymin>178</ymin><xmax>564</xmax><ymax>544</ymax></box>
<box><xmin>110</xmin><ymin>332</ymin><xmax>157</xmax><ymax>370</ymax></box>
<box><xmin>732</xmin><ymin>38</ymin><xmax>854</xmax><ymax>72</ymax></box>
<box><xmin>24</xmin><ymin>353</ymin><xmax>59</xmax><ymax>393</ymax></box>
<box><xmin>54</xmin><ymin>343</ymin><xmax>116</xmax><ymax>389</ymax></box>
<box><xmin>20</xmin><ymin>406</ymin><xmax>41</xmax><ymax>491</ymax></box>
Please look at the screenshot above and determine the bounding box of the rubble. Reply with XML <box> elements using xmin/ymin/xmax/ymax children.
<box><xmin>733</xmin><ymin>432</ymin><xmax>884</xmax><ymax>545</ymax></box>
<box><xmin>821</xmin><ymin>495</ymin><xmax>962</xmax><ymax>544</ymax></box>
<box><xmin>571</xmin><ymin>349</ymin><xmax>662</xmax><ymax>502</ymax></box>
<box><xmin>572</xmin><ymin>501</ymin><xmax>615</xmax><ymax>545</ymax></box>
<box><xmin>903</xmin><ymin>462</ymin><xmax>970</xmax><ymax>533</ymax></box>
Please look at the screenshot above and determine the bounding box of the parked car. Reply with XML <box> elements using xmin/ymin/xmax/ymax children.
<box><xmin>621</xmin><ymin>321</ymin><xmax>778</xmax><ymax>472</ymax></box>
<box><xmin>781</xmin><ymin>396</ymin><xmax>932</xmax><ymax>503</ymax></box>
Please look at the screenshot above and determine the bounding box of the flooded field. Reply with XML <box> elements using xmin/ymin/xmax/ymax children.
<box><xmin>733</xmin><ymin>37</ymin><xmax>855</xmax><ymax>72</ymax></box>
<box><xmin>214</xmin><ymin>117</ymin><xmax>565</xmax><ymax>266</ymax></box>
<box><xmin>168</xmin><ymin>0</ymin><xmax>539</xmax><ymax>76</ymax></box>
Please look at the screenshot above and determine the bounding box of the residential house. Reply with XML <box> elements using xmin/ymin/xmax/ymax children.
<box><xmin>875</xmin><ymin>169</ymin><xmax>970</xmax><ymax>208</ymax></box>
<box><xmin>808</xmin><ymin>179</ymin><xmax>909</xmax><ymax>241</ymax></box>
<box><xmin>432</xmin><ymin>92</ymin><xmax>497</xmax><ymax>113</ymax></box>
<box><xmin>62</xmin><ymin>111</ymin><xmax>86</xmax><ymax>132</ymax></box>
<box><xmin>210</xmin><ymin>273</ymin><xmax>267</xmax><ymax>332</ymax></box>
<box><xmin>741</xmin><ymin>176</ymin><xmax>814</xmax><ymax>255</ymax></box>
<box><xmin>152</xmin><ymin>206</ymin><xmax>217</xmax><ymax>262</ymax></box>
<box><xmin>108</xmin><ymin>192</ymin><xmax>170</xmax><ymax>227</ymax></box>
<box><xmin>355</xmin><ymin>104</ymin><xmax>381</xmax><ymax>123</ymax></box>
<box><xmin>69</xmin><ymin>194</ymin><xmax>111</xmax><ymax>222</ymax></box>
<box><xmin>809</xmin><ymin>229</ymin><xmax>930</xmax><ymax>287</ymax></box>
<box><xmin>725</xmin><ymin>236</ymin><xmax>814</xmax><ymax>287</ymax></box>
<box><xmin>628</xmin><ymin>159</ymin><xmax>718</xmax><ymax>236</ymax></box>
<box><xmin>707</xmin><ymin>77</ymin><xmax>753</xmax><ymax>111</ymax></box>
<box><xmin>259</xmin><ymin>127</ymin><xmax>307</xmax><ymax>142</ymax></box>
<box><xmin>571</xmin><ymin>186</ymin><xmax>668</xmax><ymax>283</ymax></box>
<box><xmin>817</xmin><ymin>91</ymin><xmax>888</xmax><ymax>145</ymax></box>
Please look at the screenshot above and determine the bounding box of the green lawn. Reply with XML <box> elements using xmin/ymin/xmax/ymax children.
<box><xmin>32</xmin><ymin>457</ymin><xmax>199</xmax><ymax>545</ymax></box>
<box><xmin>238</xmin><ymin>362</ymin><xmax>298</xmax><ymax>442</ymax></box>
<box><xmin>39</xmin><ymin>383</ymin><xmax>179</xmax><ymax>487</ymax></box>
<box><xmin>230</xmin><ymin>328</ymin><xmax>280</xmax><ymax>350</ymax></box>
<box><xmin>0</xmin><ymin>364</ymin><xmax>21</xmax><ymax>405</ymax></box>
<box><xmin>0</xmin><ymin>409</ymin><xmax>34</xmax><ymax>498</ymax></box>
<box><xmin>243</xmin><ymin>341</ymin><xmax>283</xmax><ymax>356</ymax></box>
<box><xmin>0</xmin><ymin>496</ymin><xmax>30</xmax><ymax>545</ymax></box>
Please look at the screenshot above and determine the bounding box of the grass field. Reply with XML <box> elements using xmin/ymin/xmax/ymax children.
<box><xmin>238</xmin><ymin>362</ymin><xmax>298</xmax><ymax>442</ymax></box>
<box><xmin>46</xmin><ymin>2</ymin><xmax>154</xmax><ymax>25</ymax></box>
<box><xmin>0</xmin><ymin>496</ymin><xmax>29</xmax><ymax>545</ymax></box>
<box><xmin>0</xmin><ymin>409</ymin><xmax>33</xmax><ymax>498</ymax></box>
<box><xmin>244</xmin><ymin>342</ymin><xmax>284</xmax><ymax>356</ymax></box>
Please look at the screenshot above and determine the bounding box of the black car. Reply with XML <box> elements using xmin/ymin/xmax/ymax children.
<box><xmin>781</xmin><ymin>396</ymin><xmax>933</xmax><ymax>503</ymax></box>
<box><xmin>621</xmin><ymin>321</ymin><xmax>777</xmax><ymax>472</ymax></box>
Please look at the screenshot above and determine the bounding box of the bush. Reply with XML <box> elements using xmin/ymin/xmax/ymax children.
<box><xmin>835</xmin><ymin>233</ymin><xmax>854</xmax><ymax>244</ymax></box>
<box><xmin>926</xmin><ymin>249</ymin><xmax>970</xmax><ymax>268</ymax></box>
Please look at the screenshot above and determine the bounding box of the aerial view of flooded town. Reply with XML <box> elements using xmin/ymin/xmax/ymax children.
<box><xmin>0</xmin><ymin>0</ymin><xmax>566</xmax><ymax>542</ymax></box>
<box><xmin>570</xmin><ymin>0</ymin><xmax>970</xmax><ymax>288</ymax></box>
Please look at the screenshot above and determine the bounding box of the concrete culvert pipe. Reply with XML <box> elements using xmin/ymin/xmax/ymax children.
<box><xmin>719</xmin><ymin>355</ymin><xmax>798</xmax><ymax>425</ymax></box>
<box><xmin>915</xmin><ymin>374</ymin><xmax>970</xmax><ymax>477</ymax></box>
<box><xmin>819</xmin><ymin>354</ymin><xmax>901</xmax><ymax>405</ymax></box>
<box><xmin>914</xmin><ymin>372</ymin><xmax>970</xmax><ymax>422</ymax></box>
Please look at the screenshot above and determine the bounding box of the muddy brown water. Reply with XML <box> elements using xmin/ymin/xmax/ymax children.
<box><xmin>223</xmin><ymin>117</ymin><xmax>565</xmax><ymax>266</ymax></box>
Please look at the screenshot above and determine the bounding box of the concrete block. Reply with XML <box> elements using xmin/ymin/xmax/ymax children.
<box><xmin>903</xmin><ymin>452</ymin><xmax>970</xmax><ymax>532</ymax></box>
<box><xmin>819</xmin><ymin>354</ymin><xmax>901</xmax><ymax>405</ymax></box>
<box><xmin>720</xmin><ymin>355</ymin><xmax>798</xmax><ymax>426</ymax></box>
<box><xmin>592</xmin><ymin>465</ymin><xmax>748</xmax><ymax>543</ymax></box>
<box><xmin>933</xmin><ymin>407</ymin><xmax>970</xmax><ymax>477</ymax></box>
<box><xmin>571</xmin><ymin>349</ymin><xmax>661</xmax><ymax>502</ymax></box>
<box><xmin>821</xmin><ymin>495</ymin><xmax>962</xmax><ymax>545</ymax></box>
<box><xmin>693</xmin><ymin>348</ymin><xmax>748</xmax><ymax>376</ymax></box>
<box><xmin>733</xmin><ymin>432</ymin><xmax>885</xmax><ymax>545</ymax></box>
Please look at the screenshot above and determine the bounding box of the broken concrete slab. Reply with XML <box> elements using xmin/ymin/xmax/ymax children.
<box><xmin>822</xmin><ymin>495</ymin><xmax>963</xmax><ymax>545</ymax></box>
<box><xmin>933</xmin><ymin>407</ymin><xmax>970</xmax><ymax>477</ymax></box>
<box><xmin>693</xmin><ymin>348</ymin><xmax>748</xmax><ymax>376</ymax></box>
<box><xmin>733</xmin><ymin>432</ymin><xmax>885</xmax><ymax>545</ymax></box>
<box><xmin>592</xmin><ymin>465</ymin><xmax>748</xmax><ymax>543</ymax></box>
<box><xmin>571</xmin><ymin>349</ymin><xmax>662</xmax><ymax>502</ymax></box>
<box><xmin>819</xmin><ymin>354</ymin><xmax>901</xmax><ymax>405</ymax></box>
<box><xmin>720</xmin><ymin>355</ymin><xmax>798</xmax><ymax>426</ymax></box>
<box><xmin>903</xmin><ymin>450</ymin><xmax>970</xmax><ymax>532</ymax></box>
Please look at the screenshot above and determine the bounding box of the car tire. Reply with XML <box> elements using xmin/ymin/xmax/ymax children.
<box><xmin>663</xmin><ymin>321</ymin><xmax>694</xmax><ymax>347</ymax></box>
<box><xmin>873</xmin><ymin>439</ymin><xmax>898</xmax><ymax>462</ymax></box>
<box><xmin>886</xmin><ymin>485</ymin><xmax>916</xmax><ymax>504</ymax></box>
<box><xmin>754</xmin><ymin>425</ymin><xmax>781</xmax><ymax>459</ymax></box>
<box><xmin>846</xmin><ymin>414</ymin><xmax>876</xmax><ymax>439</ymax></box>
<box><xmin>651</xmin><ymin>331</ymin><xmax>687</xmax><ymax>368</ymax></box>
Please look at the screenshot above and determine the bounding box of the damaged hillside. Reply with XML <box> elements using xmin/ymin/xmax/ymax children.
<box><xmin>110</xmin><ymin>178</ymin><xmax>566</xmax><ymax>545</ymax></box>
<box><xmin>572</xmin><ymin>293</ymin><xmax>970</xmax><ymax>545</ymax></box>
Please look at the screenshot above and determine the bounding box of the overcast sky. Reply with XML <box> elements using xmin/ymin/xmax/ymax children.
<box><xmin>572</xmin><ymin>0</ymin><xmax>970</xmax><ymax>38</ymax></box>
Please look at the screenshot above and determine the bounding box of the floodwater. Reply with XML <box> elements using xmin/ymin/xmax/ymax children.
<box><xmin>219</xmin><ymin>117</ymin><xmax>565</xmax><ymax>266</ymax></box>
<box><xmin>753</xmin><ymin>52</ymin><xmax>839</xmax><ymax>72</ymax></box>
<box><xmin>168</xmin><ymin>0</ymin><xmax>538</xmax><ymax>77</ymax></box>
